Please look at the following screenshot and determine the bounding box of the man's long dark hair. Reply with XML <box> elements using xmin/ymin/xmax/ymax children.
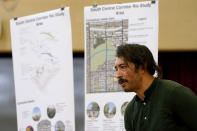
<box><xmin>116</xmin><ymin>44</ymin><xmax>161</xmax><ymax>78</ymax></box>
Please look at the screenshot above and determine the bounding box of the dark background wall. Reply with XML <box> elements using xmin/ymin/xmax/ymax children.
<box><xmin>159</xmin><ymin>52</ymin><xmax>197</xmax><ymax>95</ymax></box>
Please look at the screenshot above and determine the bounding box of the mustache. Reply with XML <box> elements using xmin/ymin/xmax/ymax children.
<box><xmin>118</xmin><ymin>78</ymin><xmax>128</xmax><ymax>84</ymax></box>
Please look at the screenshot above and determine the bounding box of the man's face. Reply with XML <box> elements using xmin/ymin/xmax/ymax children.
<box><xmin>114</xmin><ymin>57</ymin><xmax>142</xmax><ymax>92</ymax></box>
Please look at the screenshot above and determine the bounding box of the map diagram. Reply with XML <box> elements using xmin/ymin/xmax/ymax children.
<box><xmin>86</xmin><ymin>18</ymin><xmax>128</xmax><ymax>93</ymax></box>
<box><xmin>18</xmin><ymin>28</ymin><xmax>61</xmax><ymax>89</ymax></box>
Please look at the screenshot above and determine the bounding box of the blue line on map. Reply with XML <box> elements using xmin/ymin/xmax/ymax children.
<box><xmin>41</xmin><ymin>53</ymin><xmax>53</xmax><ymax>57</ymax></box>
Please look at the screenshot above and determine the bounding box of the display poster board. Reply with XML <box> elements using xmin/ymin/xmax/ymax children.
<box><xmin>84</xmin><ymin>1</ymin><xmax>158</xmax><ymax>130</ymax></box>
<box><xmin>10</xmin><ymin>8</ymin><xmax>75</xmax><ymax>131</ymax></box>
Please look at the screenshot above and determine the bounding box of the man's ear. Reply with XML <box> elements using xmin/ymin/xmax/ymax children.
<box><xmin>138</xmin><ymin>65</ymin><xmax>145</xmax><ymax>74</ymax></box>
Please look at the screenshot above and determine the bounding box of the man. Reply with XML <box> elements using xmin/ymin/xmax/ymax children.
<box><xmin>114</xmin><ymin>44</ymin><xmax>197</xmax><ymax>131</ymax></box>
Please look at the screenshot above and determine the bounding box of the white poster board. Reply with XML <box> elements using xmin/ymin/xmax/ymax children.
<box><xmin>84</xmin><ymin>1</ymin><xmax>158</xmax><ymax>130</ymax></box>
<box><xmin>10</xmin><ymin>8</ymin><xmax>75</xmax><ymax>131</ymax></box>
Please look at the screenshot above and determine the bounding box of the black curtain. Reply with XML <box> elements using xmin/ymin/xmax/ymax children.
<box><xmin>159</xmin><ymin>52</ymin><xmax>197</xmax><ymax>95</ymax></box>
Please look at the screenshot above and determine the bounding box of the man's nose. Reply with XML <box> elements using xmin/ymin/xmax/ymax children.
<box><xmin>116</xmin><ymin>69</ymin><xmax>122</xmax><ymax>79</ymax></box>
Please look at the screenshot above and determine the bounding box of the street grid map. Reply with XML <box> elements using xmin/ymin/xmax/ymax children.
<box><xmin>86</xmin><ymin>18</ymin><xmax>128</xmax><ymax>93</ymax></box>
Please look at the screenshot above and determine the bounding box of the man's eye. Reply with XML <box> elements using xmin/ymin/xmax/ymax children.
<box><xmin>120</xmin><ymin>65</ymin><xmax>127</xmax><ymax>69</ymax></box>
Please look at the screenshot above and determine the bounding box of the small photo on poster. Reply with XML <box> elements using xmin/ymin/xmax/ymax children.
<box><xmin>55</xmin><ymin>120</ymin><xmax>65</xmax><ymax>131</ymax></box>
<box><xmin>32</xmin><ymin>107</ymin><xmax>41</xmax><ymax>121</ymax></box>
<box><xmin>87</xmin><ymin>102</ymin><xmax>100</xmax><ymax>120</ymax></box>
<box><xmin>121</xmin><ymin>102</ymin><xmax>129</xmax><ymax>116</ymax></box>
<box><xmin>26</xmin><ymin>126</ymin><xmax>34</xmax><ymax>131</ymax></box>
<box><xmin>47</xmin><ymin>105</ymin><xmax>56</xmax><ymax>119</ymax></box>
<box><xmin>104</xmin><ymin>102</ymin><xmax>116</xmax><ymax>118</ymax></box>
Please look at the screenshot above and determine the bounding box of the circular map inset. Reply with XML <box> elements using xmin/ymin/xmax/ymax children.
<box><xmin>37</xmin><ymin>119</ymin><xmax>51</xmax><ymax>131</ymax></box>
